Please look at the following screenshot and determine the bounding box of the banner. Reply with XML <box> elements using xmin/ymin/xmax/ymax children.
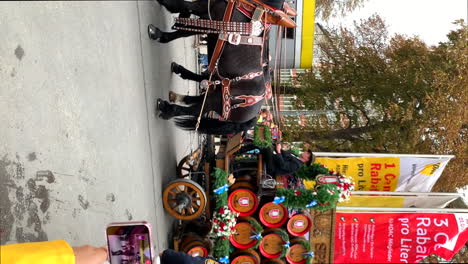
<box><xmin>304</xmin><ymin>156</ymin><xmax>452</xmax><ymax>192</ymax></box>
<box><xmin>334</xmin><ymin>212</ymin><xmax>468</xmax><ymax>263</ymax></box>
<box><xmin>338</xmin><ymin>195</ymin><xmax>460</xmax><ymax>208</ymax></box>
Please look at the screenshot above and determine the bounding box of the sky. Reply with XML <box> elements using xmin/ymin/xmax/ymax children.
<box><xmin>320</xmin><ymin>0</ymin><xmax>468</xmax><ymax>46</ymax></box>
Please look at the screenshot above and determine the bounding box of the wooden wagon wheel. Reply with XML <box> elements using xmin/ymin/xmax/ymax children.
<box><xmin>177</xmin><ymin>155</ymin><xmax>195</xmax><ymax>178</ymax></box>
<box><xmin>163</xmin><ymin>179</ymin><xmax>207</xmax><ymax>220</ymax></box>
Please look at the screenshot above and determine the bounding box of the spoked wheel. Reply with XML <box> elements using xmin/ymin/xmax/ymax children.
<box><xmin>177</xmin><ymin>148</ymin><xmax>203</xmax><ymax>178</ymax></box>
<box><xmin>177</xmin><ymin>155</ymin><xmax>196</xmax><ymax>178</ymax></box>
<box><xmin>163</xmin><ymin>179</ymin><xmax>207</xmax><ymax>220</ymax></box>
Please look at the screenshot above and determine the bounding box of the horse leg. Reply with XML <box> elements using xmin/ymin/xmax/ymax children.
<box><xmin>157</xmin><ymin>0</ymin><xmax>210</xmax><ymax>17</ymax></box>
<box><xmin>171</xmin><ymin>62</ymin><xmax>209</xmax><ymax>82</ymax></box>
<box><xmin>148</xmin><ymin>26</ymin><xmax>197</xmax><ymax>43</ymax></box>
<box><xmin>156</xmin><ymin>0</ymin><xmax>186</xmax><ymax>13</ymax></box>
<box><xmin>157</xmin><ymin>98</ymin><xmax>201</xmax><ymax>120</ymax></box>
<box><xmin>169</xmin><ymin>92</ymin><xmax>204</xmax><ymax>105</ymax></box>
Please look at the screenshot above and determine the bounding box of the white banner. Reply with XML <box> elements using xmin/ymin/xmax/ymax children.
<box><xmin>309</xmin><ymin>153</ymin><xmax>454</xmax><ymax>192</ymax></box>
<box><xmin>397</xmin><ymin>157</ymin><xmax>452</xmax><ymax>192</ymax></box>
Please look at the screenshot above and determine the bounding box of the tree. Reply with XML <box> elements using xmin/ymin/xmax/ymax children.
<box><xmin>284</xmin><ymin>17</ymin><xmax>468</xmax><ymax>188</ymax></box>
<box><xmin>419</xmin><ymin>20</ymin><xmax>468</xmax><ymax>192</ymax></box>
<box><xmin>315</xmin><ymin>0</ymin><xmax>369</xmax><ymax>21</ymax></box>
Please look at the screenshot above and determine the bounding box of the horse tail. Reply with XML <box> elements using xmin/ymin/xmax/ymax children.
<box><xmin>174</xmin><ymin>116</ymin><xmax>257</xmax><ymax>135</ymax></box>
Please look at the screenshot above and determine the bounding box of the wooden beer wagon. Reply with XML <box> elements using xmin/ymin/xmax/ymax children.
<box><xmin>162</xmin><ymin>131</ymin><xmax>341</xmax><ymax>264</ymax></box>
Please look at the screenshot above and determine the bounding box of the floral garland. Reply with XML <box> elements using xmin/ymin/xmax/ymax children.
<box><xmin>270</xmin><ymin>229</ymin><xmax>290</xmax><ymax>258</ymax></box>
<box><xmin>293</xmin><ymin>162</ymin><xmax>355</xmax><ymax>204</ymax></box>
<box><xmin>245</xmin><ymin>218</ymin><xmax>263</xmax><ymax>249</ymax></box>
<box><xmin>212</xmin><ymin>168</ymin><xmax>229</xmax><ymax>210</ymax></box>
<box><xmin>335</xmin><ymin>174</ymin><xmax>355</xmax><ymax>202</ymax></box>
<box><xmin>211</xmin><ymin>168</ymin><xmax>237</xmax><ymax>262</ymax></box>
<box><xmin>275</xmin><ymin>182</ymin><xmax>351</xmax><ymax>212</ymax></box>
<box><xmin>210</xmin><ymin>206</ymin><xmax>239</xmax><ymax>238</ymax></box>
<box><xmin>294</xmin><ymin>163</ymin><xmax>330</xmax><ymax>181</ymax></box>
<box><xmin>213</xmin><ymin>238</ymin><xmax>230</xmax><ymax>262</ymax></box>
<box><xmin>295</xmin><ymin>240</ymin><xmax>314</xmax><ymax>264</ymax></box>
<box><xmin>253</xmin><ymin>125</ymin><xmax>272</xmax><ymax>149</ymax></box>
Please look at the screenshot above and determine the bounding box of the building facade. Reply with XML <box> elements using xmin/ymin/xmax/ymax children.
<box><xmin>268</xmin><ymin>0</ymin><xmax>316</xmax><ymax>69</ymax></box>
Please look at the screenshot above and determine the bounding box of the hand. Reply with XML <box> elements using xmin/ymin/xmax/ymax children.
<box><xmin>73</xmin><ymin>245</ymin><xmax>108</xmax><ymax>264</ymax></box>
<box><xmin>275</xmin><ymin>143</ymin><xmax>282</xmax><ymax>153</ymax></box>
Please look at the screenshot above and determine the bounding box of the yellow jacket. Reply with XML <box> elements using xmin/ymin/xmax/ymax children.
<box><xmin>0</xmin><ymin>240</ymin><xmax>75</xmax><ymax>264</ymax></box>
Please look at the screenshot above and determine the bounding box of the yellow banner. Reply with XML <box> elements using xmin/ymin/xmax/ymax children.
<box><xmin>306</xmin><ymin>157</ymin><xmax>400</xmax><ymax>191</ymax></box>
<box><xmin>337</xmin><ymin>195</ymin><xmax>405</xmax><ymax>207</ymax></box>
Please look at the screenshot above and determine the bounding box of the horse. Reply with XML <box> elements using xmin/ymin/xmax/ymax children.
<box><xmin>149</xmin><ymin>0</ymin><xmax>290</xmax><ymax>135</ymax></box>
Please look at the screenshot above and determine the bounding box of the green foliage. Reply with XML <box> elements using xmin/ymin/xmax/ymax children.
<box><xmin>213</xmin><ymin>238</ymin><xmax>230</xmax><ymax>260</ymax></box>
<box><xmin>212</xmin><ymin>168</ymin><xmax>228</xmax><ymax>210</ymax></box>
<box><xmin>276</xmin><ymin>188</ymin><xmax>316</xmax><ymax>209</ymax></box>
<box><xmin>270</xmin><ymin>229</ymin><xmax>290</xmax><ymax>258</ymax></box>
<box><xmin>245</xmin><ymin>218</ymin><xmax>263</xmax><ymax>249</ymax></box>
<box><xmin>315</xmin><ymin>0</ymin><xmax>368</xmax><ymax>21</ymax></box>
<box><xmin>253</xmin><ymin>125</ymin><xmax>273</xmax><ymax>149</ymax></box>
<box><xmin>295</xmin><ymin>240</ymin><xmax>313</xmax><ymax>264</ymax></box>
<box><xmin>294</xmin><ymin>163</ymin><xmax>330</xmax><ymax>181</ymax></box>
<box><xmin>276</xmin><ymin>184</ymin><xmax>340</xmax><ymax>212</ymax></box>
<box><xmin>285</xmin><ymin>16</ymin><xmax>467</xmax><ymax>158</ymax></box>
<box><xmin>315</xmin><ymin>184</ymin><xmax>340</xmax><ymax>211</ymax></box>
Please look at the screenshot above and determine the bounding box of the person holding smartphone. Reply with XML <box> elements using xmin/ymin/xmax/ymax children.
<box><xmin>0</xmin><ymin>240</ymin><xmax>108</xmax><ymax>264</ymax></box>
<box><xmin>159</xmin><ymin>249</ymin><xmax>220</xmax><ymax>264</ymax></box>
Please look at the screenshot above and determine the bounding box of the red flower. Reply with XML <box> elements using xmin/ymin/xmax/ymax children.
<box><xmin>230</xmin><ymin>227</ymin><xmax>235</xmax><ymax>231</ymax></box>
<box><xmin>219</xmin><ymin>208</ymin><xmax>225</xmax><ymax>214</ymax></box>
<box><xmin>330</xmin><ymin>170</ymin><xmax>334</xmax><ymax>174</ymax></box>
<box><xmin>320</xmin><ymin>164</ymin><xmax>325</xmax><ymax>167</ymax></box>
<box><xmin>220</xmin><ymin>222</ymin><xmax>226</xmax><ymax>228</ymax></box>
<box><xmin>294</xmin><ymin>190</ymin><xmax>301</xmax><ymax>196</ymax></box>
<box><xmin>214</xmin><ymin>219</ymin><xmax>219</xmax><ymax>223</ymax></box>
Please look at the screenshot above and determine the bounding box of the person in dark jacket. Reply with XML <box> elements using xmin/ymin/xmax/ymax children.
<box><xmin>240</xmin><ymin>143</ymin><xmax>313</xmax><ymax>176</ymax></box>
<box><xmin>160</xmin><ymin>249</ymin><xmax>219</xmax><ymax>264</ymax></box>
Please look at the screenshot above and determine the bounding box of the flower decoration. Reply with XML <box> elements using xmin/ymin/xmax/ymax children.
<box><xmin>210</xmin><ymin>206</ymin><xmax>239</xmax><ymax>238</ymax></box>
<box><xmin>335</xmin><ymin>174</ymin><xmax>355</xmax><ymax>202</ymax></box>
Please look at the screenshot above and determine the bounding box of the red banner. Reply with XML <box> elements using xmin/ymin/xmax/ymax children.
<box><xmin>334</xmin><ymin>212</ymin><xmax>468</xmax><ymax>263</ymax></box>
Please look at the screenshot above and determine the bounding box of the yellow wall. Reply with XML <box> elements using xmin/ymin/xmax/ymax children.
<box><xmin>300</xmin><ymin>0</ymin><xmax>316</xmax><ymax>68</ymax></box>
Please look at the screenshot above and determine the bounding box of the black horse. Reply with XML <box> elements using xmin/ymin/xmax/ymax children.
<box><xmin>150</xmin><ymin>0</ymin><xmax>284</xmax><ymax>135</ymax></box>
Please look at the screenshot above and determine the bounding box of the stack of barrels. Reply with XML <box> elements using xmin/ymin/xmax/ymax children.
<box><xmin>226</xmin><ymin>173</ymin><xmax>313</xmax><ymax>264</ymax></box>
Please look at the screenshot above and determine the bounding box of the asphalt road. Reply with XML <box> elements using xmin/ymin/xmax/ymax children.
<box><xmin>0</xmin><ymin>1</ymin><xmax>199</xmax><ymax>254</ymax></box>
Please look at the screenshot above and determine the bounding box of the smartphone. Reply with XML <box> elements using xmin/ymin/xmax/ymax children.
<box><xmin>106</xmin><ymin>221</ymin><xmax>154</xmax><ymax>264</ymax></box>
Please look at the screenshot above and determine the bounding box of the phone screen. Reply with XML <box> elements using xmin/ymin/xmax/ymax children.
<box><xmin>106</xmin><ymin>224</ymin><xmax>153</xmax><ymax>264</ymax></box>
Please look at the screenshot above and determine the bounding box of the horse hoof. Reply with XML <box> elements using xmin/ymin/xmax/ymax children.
<box><xmin>148</xmin><ymin>24</ymin><xmax>161</xmax><ymax>40</ymax></box>
<box><xmin>156</xmin><ymin>98</ymin><xmax>164</xmax><ymax>111</ymax></box>
<box><xmin>171</xmin><ymin>62</ymin><xmax>180</xmax><ymax>74</ymax></box>
<box><xmin>169</xmin><ymin>91</ymin><xmax>177</xmax><ymax>103</ymax></box>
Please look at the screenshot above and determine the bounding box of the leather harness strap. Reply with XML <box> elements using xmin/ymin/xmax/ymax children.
<box><xmin>236</xmin><ymin>0</ymin><xmax>296</xmax><ymax>28</ymax></box>
<box><xmin>208</xmin><ymin>0</ymin><xmax>236</xmax><ymax>73</ymax></box>
<box><xmin>218</xmin><ymin>33</ymin><xmax>264</xmax><ymax>46</ymax></box>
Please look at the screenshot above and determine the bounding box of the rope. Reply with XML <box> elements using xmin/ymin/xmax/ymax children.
<box><xmin>195</xmin><ymin>72</ymin><xmax>215</xmax><ymax>132</ymax></box>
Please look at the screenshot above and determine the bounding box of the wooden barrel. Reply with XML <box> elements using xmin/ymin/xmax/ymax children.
<box><xmin>228</xmin><ymin>184</ymin><xmax>259</xmax><ymax>216</ymax></box>
<box><xmin>236</xmin><ymin>174</ymin><xmax>253</xmax><ymax>182</ymax></box>
<box><xmin>230</xmin><ymin>181</ymin><xmax>255</xmax><ymax>190</ymax></box>
<box><xmin>259</xmin><ymin>230</ymin><xmax>286</xmax><ymax>258</ymax></box>
<box><xmin>285</xmin><ymin>238</ymin><xmax>309</xmax><ymax>264</ymax></box>
<box><xmin>229</xmin><ymin>221</ymin><xmax>257</xmax><ymax>249</ymax></box>
<box><xmin>261</xmin><ymin>259</ymin><xmax>286</xmax><ymax>264</ymax></box>
<box><xmin>180</xmin><ymin>235</ymin><xmax>208</xmax><ymax>257</ymax></box>
<box><xmin>231</xmin><ymin>249</ymin><xmax>261</xmax><ymax>264</ymax></box>
<box><xmin>259</xmin><ymin>202</ymin><xmax>288</xmax><ymax>227</ymax></box>
<box><xmin>287</xmin><ymin>213</ymin><xmax>311</xmax><ymax>237</ymax></box>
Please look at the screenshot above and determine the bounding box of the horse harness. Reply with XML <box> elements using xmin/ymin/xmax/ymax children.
<box><xmin>177</xmin><ymin>0</ymin><xmax>296</xmax><ymax>121</ymax></box>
